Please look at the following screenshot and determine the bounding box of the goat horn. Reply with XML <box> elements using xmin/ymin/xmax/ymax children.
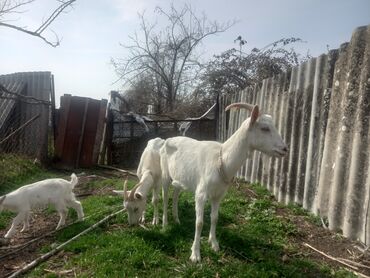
<box><xmin>128</xmin><ymin>182</ymin><xmax>141</xmax><ymax>200</ymax></box>
<box><xmin>225</xmin><ymin>103</ymin><xmax>255</xmax><ymax>112</ymax></box>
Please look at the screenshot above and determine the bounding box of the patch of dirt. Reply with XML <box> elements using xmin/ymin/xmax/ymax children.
<box><xmin>0</xmin><ymin>212</ymin><xmax>62</xmax><ymax>277</ymax></box>
<box><xmin>239</xmin><ymin>184</ymin><xmax>370</xmax><ymax>276</ymax></box>
<box><xmin>0</xmin><ymin>171</ymin><xmax>119</xmax><ymax>278</ymax></box>
<box><xmin>276</xmin><ymin>203</ymin><xmax>370</xmax><ymax>277</ymax></box>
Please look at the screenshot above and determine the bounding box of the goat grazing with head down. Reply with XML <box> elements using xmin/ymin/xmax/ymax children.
<box><xmin>160</xmin><ymin>103</ymin><xmax>288</xmax><ymax>262</ymax></box>
<box><xmin>0</xmin><ymin>174</ymin><xmax>84</xmax><ymax>238</ymax></box>
<box><xmin>114</xmin><ymin>138</ymin><xmax>165</xmax><ymax>225</ymax></box>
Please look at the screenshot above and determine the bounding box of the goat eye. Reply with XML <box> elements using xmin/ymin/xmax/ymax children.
<box><xmin>261</xmin><ymin>127</ymin><xmax>270</xmax><ymax>132</ymax></box>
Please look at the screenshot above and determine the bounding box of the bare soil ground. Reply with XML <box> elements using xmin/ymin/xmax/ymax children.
<box><xmin>0</xmin><ymin>177</ymin><xmax>369</xmax><ymax>277</ymax></box>
<box><xmin>278</xmin><ymin>206</ymin><xmax>370</xmax><ymax>276</ymax></box>
<box><xmin>241</xmin><ymin>186</ymin><xmax>370</xmax><ymax>277</ymax></box>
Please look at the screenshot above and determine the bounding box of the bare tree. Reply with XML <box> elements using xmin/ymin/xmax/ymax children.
<box><xmin>0</xmin><ymin>0</ymin><xmax>76</xmax><ymax>47</ymax></box>
<box><xmin>112</xmin><ymin>3</ymin><xmax>235</xmax><ymax>112</ymax></box>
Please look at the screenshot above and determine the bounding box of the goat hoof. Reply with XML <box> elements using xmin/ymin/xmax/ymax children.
<box><xmin>190</xmin><ymin>253</ymin><xmax>201</xmax><ymax>263</ymax></box>
<box><xmin>212</xmin><ymin>243</ymin><xmax>219</xmax><ymax>252</ymax></box>
<box><xmin>208</xmin><ymin>238</ymin><xmax>219</xmax><ymax>252</ymax></box>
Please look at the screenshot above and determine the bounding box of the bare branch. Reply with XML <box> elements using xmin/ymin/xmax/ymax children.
<box><xmin>0</xmin><ymin>0</ymin><xmax>35</xmax><ymax>16</ymax></box>
<box><xmin>35</xmin><ymin>0</ymin><xmax>75</xmax><ymax>34</ymax></box>
<box><xmin>0</xmin><ymin>0</ymin><xmax>76</xmax><ymax>47</ymax></box>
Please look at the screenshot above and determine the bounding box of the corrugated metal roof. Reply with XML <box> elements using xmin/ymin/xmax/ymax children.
<box><xmin>0</xmin><ymin>81</ymin><xmax>25</xmax><ymax>131</ymax></box>
<box><xmin>0</xmin><ymin>72</ymin><xmax>52</xmax><ymax>160</ymax></box>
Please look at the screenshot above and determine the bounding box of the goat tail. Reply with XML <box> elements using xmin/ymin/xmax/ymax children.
<box><xmin>70</xmin><ymin>173</ymin><xmax>78</xmax><ymax>188</ymax></box>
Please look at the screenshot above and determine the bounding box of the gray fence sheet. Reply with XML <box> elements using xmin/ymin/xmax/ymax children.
<box><xmin>0</xmin><ymin>72</ymin><xmax>52</xmax><ymax>160</ymax></box>
<box><xmin>218</xmin><ymin>25</ymin><xmax>370</xmax><ymax>245</ymax></box>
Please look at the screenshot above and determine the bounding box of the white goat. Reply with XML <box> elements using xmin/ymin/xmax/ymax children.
<box><xmin>0</xmin><ymin>174</ymin><xmax>84</xmax><ymax>238</ymax></box>
<box><xmin>160</xmin><ymin>103</ymin><xmax>288</xmax><ymax>262</ymax></box>
<box><xmin>114</xmin><ymin>138</ymin><xmax>165</xmax><ymax>225</ymax></box>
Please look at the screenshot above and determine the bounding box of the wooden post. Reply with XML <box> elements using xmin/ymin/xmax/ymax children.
<box><xmin>100</xmin><ymin>107</ymin><xmax>113</xmax><ymax>165</ymax></box>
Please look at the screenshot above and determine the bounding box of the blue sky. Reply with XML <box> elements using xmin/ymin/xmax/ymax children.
<box><xmin>0</xmin><ymin>0</ymin><xmax>369</xmax><ymax>107</ymax></box>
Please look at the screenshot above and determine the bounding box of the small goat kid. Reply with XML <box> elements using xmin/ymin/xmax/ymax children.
<box><xmin>114</xmin><ymin>138</ymin><xmax>165</xmax><ymax>225</ymax></box>
<box><xmin>160</xmin><ymin>103</ymin><xmax>288</xmax><ymax>262</ymax></box>
<box><xmin>0</xmin><ymin>174</ymin><xmax>84</xmax><ymax>238</ymax></box>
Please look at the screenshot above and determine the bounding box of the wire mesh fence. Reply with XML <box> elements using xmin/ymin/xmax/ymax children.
<box><xmin>109</xmin><ymin>111</ymin><xmax>216</xmax><ymax>168</ymax></box>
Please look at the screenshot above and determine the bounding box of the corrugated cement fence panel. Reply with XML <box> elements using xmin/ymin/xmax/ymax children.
<box><xmin>218</xmin><ymin>25</ymin><xmax>370</xmax><ymax>245</ymax></box>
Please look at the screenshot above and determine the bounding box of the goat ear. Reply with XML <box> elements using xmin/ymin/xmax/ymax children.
<box><xmin>112</xmin><ymin>190</ymin><xmax>124</xmax><ymax>196</ymax></box>
<box><xmin>126</xmin><ymin>190</ymin><xmax>132</xmax><ymax>201</ymax></box>
<box><xmin>250</xmin><ymin>105</ymin><xmax>259</xmax><ymax>125</ymax></box>
<box><xmin>135</xmin><ymin>192</ymin><xmax>143</xmax><ymax>200</ymax></box>
<box><xmin>0</xmin><ymin>195</ymin><xmax>6</xmax><ymax>205</ymax></box>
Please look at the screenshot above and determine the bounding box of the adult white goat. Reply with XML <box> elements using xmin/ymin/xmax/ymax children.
<box><xmin>160</xmin><ymin>103</ymin><xmax>288</xmax><ymax>262</ymax></box>
<box><xmin>114</xmin><ymin>138</ymin><xmax>165</xmax><ymax>225</ymax></box>
<box><xmin>0</xmin><ymin>174</ymin><xmax>84</xmax><ymax>238</ymax></box>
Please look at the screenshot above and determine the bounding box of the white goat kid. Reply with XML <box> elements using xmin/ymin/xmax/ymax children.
<box><xmin>0</xmin><ymin>174</ymin><xmax>84</xmax><ymax>238</ymax></box>
<box><xmin>160</xmin><ymin>103</ymin><xmax>288</xmax><ymax>262</ymax></box>
<box><xmin>114</xmin><ymin>138</ymin><xmax>165</xmax><ymax>225</ymax></box>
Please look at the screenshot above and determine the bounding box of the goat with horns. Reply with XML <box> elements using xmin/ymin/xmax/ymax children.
<box><xmin>160</xmin><ymin>103</ymin><xmax>288</xmax><ymax>262</ymax></box>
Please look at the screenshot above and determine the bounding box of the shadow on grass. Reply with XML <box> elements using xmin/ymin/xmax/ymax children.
<box><xmin>134</xmin><ymin>192</ymin><xmax>333</xmax><ymax>278</ymax></box>
<box><xmin>135</xmin><ymin>196</ymin><xmax>249</xmax><ymax>259</ymax></box>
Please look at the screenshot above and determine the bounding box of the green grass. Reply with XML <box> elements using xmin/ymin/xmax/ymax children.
<box><xmin>30</xmin><ymin>183</ymin><xmax>350</xmax><ymax>278</ymax></box>
<box><xmin>0</xmin><ymin>157</ymin><xmax>354</xmax><ymax>277</ymax></box>
<box><xmin>0</xmin><ymin>154</ymin><xmax>63</xmax><ymax>195</ymax></box>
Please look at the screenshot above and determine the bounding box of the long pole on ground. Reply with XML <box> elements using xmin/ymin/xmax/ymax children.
<box><xmin>7</xmin><ymin>208</ymin><xmax>125</xmax><ymax>278</ymax></box>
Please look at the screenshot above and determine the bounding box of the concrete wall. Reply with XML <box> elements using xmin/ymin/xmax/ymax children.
<box><xmin>218</xmin><ymin>25</ymin><xmax>370</xmax><ymax>245</ymax></box>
